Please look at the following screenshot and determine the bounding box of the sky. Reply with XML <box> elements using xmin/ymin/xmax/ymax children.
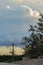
<box><xmin>0</xmin><ymin>0</ymin><xmax>43</xmax><ymax>44</ymax></box>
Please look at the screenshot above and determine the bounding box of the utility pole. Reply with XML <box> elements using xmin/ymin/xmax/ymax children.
<box><xmin>12</xmin><ymin>43</ymin><xmax>14</xmax><ymax>62</ymax></box>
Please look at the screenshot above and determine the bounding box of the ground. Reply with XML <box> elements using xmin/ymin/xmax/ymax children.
<box><xmin>15</xmin><ymin>59</ymin><xmax>43</xmax><ymax>65</ymax></box>
<box><xmin>0</xmin><ymin>63</ymin><xmax>18</xmax><ymax>65</ymax></box>
<box><xmin>0</xmin><ymin>59</ymin><xmax>43</xmax><ymax>65</ymax></box>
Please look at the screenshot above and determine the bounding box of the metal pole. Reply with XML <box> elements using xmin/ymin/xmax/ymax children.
<box><xmin>12</xmin><ymin>43</ymin><xmax>14</xmax><ymax>62</ymax></box>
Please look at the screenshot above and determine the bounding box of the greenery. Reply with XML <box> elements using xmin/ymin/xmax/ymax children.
<box><xmin>22</xmin><ymin>14</ymin><xmax>43</xmax><ymax>58</ymax></box>
<box><xmin>0</xmin><ymin>55</ymin><xmax>24</xmax><ymax>62</ymax></box>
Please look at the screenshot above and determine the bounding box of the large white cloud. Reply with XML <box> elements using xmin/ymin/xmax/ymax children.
<box><xmin>10</xmin><ymin>0</ymin><xmax>43</xmax><ymax>12</ymax></box>
<box><xmin>21</xmin><ymin>5</ymin><xmax>42</xmax><ymax>19</ymax></box>
<box><xmin>0</xmin><ymin>0</ymin><xmax>43</xmax><ymax>11</ymax></box>
<box><xmin>0</xmin><ymin>0</ymin><xmax>43</xmax><ymax>17</ymax></box>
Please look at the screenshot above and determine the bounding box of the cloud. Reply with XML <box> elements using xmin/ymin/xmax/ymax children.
<box><xmin>0</xmin><ymin>5</ymin><xmax>11</xmax><ymax>17</ymax></box>
<box><xmin>1</xmin><ymin>5</ymin><xmax>16</xmax><ymax>12</ymax></box>
<box><xmin>10</xmin><ymin>0</ymin><xmax>43</xmax><ymax>5</ymax></box>
<box><xmin>6</xmin><ymin>5</ymin><xmax>10</xmax><ymax>9</ymax></box>
<box><xmin>0</xmin><ymin>0</ymin><xmax>43</xmax><ymax>12</ymax></box>
<box><xmin>21</xmin><ymin>5</ymin><xmax>42</xmax><ymax>19</ymax></box>
<box><xmin>10</xmin><ymin>0</ymin><xmax>43</xmax><ymax>13</ymax></box>
<box><xmin>10</xmin><ymin>0</ymin><xmax>23</xmax><ymax>3</ymax></box>
<box><xmin>5</xmin><ymin>5</ymin><xmax>16</xmax><ymax>10</ymax></box>
<box><xmin>2</xmin><ymin>5</ymin><xmax>11</xmax><ymax>11</ymax></box>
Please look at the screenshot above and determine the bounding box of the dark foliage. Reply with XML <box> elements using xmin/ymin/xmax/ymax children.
<box><xmin>22</xmin><ymin>14</ymin><xmax>43</xmax><ymax>58</ymax></box>
<box><xmin>0</xmin><ymin>55</ymin><xmax>24</xmax><ymax>62</ymax></box>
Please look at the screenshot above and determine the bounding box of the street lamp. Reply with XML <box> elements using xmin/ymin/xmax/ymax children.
<box><xmin>12</xmin><ymin>43</ymin><xmax>14</xmax><ymax>62</ymax></box>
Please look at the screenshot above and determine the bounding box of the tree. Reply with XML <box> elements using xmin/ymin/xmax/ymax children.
<box><xmin>22</xmin><ymin>14</ymin><xmax>43</xmax><ymax>58</ymax></box>
<box><xmin>37</xmin><ymin>18</ymin><xmax>43</xmax><ymax>55</ymax></box>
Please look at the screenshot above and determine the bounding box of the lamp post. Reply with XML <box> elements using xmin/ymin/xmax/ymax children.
<box><xmin>12</xmin><ymin>43</ymin><xmax>14</xmax><ymax>62</ymax></box>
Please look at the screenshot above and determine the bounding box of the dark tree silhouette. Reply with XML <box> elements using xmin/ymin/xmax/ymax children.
<box><xmin>22</xmin><ymin>13</ymin><xmax>43</xmax><ymax>58</ymax></box>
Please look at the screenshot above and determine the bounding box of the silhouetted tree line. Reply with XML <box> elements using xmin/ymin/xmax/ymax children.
<box><xmin>0</xmin><ymin>55</ymin><xmax>24</xmax><ymax>62</ymax></box>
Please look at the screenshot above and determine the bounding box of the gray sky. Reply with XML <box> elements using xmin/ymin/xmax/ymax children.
<box><xmin>0</xmin><ymin>0</ymin><xmax>43</xmax><ymax>44</ymax></box>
